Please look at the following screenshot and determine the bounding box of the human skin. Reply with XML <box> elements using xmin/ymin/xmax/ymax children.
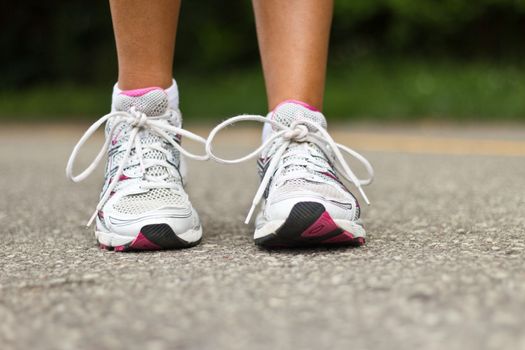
<box><xmin>252</xmin><ymin>0</ymin><xmax>333</xmax><ymax>111</ymax></box>
<box><xmin>109</xmin><ymin>0</ymin><xmax>180</xmax><ymax>90</ymax></box>
<box><xmin>109</xmin><ymin>0</ymin><xmax>333</xmax><ymax>111</ymax></box>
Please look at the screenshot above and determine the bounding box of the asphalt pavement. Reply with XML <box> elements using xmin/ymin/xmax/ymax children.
<box><xmin>0</xmin><ymin>124</ymin><xmax>524</xmax><ymax>350</ymax></box>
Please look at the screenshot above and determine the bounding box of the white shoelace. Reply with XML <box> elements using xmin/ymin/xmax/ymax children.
<box><xmin>205</xmin><ymin>114</ymin><xmax>374</xmax><ymax>224</ymax></box>
<box><xmin>66</xmin><ymin>107</ymin><xmax>208</xmax><ymax>226</ymax></box>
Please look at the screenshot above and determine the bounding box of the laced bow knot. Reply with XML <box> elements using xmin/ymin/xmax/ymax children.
<box><xmin>283</xmin><ymin>123</ymin><xmax>309</xmax><ymax>142</ymax></box>
<box><xmin>205</xmin><ymin>114</ymin><xmax>374</xmax><ymax>224</ymax></box>
<box><xmin>66</xmin><ymin>108</ymin><xmax>209</xmax><ymax>227</ymax></box>
<box><xmin>129</xmin><ymin>107</ymin><xmax>148</xmax><ymax>128</ymax></box>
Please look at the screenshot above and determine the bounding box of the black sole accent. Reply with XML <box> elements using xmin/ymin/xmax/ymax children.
<box><xmin>255</xmin><ymin>201</ymin><xmax>364</xmax><ymax>249</ymax></box>
<box><xmin>276</xmin><ymin>202</ymin><xmax>326</xmax><ymax>240</ymax></box>
<box><xmin>141</xmin><ymin>224</ymin><xmax>198</xmax><ymax>249</ymax></box>
<box><xmin>99</xmin><ymin>238</ymin><xmax>201</xmax><ymax>252</ymax></box>
<box><xmin>254</xmin><ymin>234</ymin><xmax>363</xmax><ymax>249</ymax></box>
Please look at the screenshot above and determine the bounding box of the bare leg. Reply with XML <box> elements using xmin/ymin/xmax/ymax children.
<box><xmin>109</xmin><ymin>0</ymin><xmax>180</xmax><ymax>90</ymax></box>
<box><xmin>252</xmin><ymin>0</ymin><xmax>333</xmax><ymax>111</ymax></box>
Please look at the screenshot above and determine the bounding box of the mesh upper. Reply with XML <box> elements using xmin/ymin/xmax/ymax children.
<box><xmin>112</xmin><ymin>188</ymin><xmax>185</xmax><ymax>215</ymax></box>
<box><xmin>107</xmin><ymin>89</ymin><xmax>186</xmax><ymax>215</ymax></box>
<box><xmin>266</xmin><ymin>102</ymin><xmax>357</xmax><ymax>213</ymax></box>
<box><xmin>114</xmin><ymin>89</ymin><xmax>170</xmax><ymax>117</ymax></box>
<box><xmin>275</xmin><ymin>180</ymin><xmax>350</xmax><ymax>201</ymax></box>
<box><xmin>269</xmin><ymin>102</ymin><xmax>329</xmax><ymax>181</ymax></box>
<box><xmin>271</xmin><ymin>102</ymin><xmax>327</xmax><ymax>130</ymax></box>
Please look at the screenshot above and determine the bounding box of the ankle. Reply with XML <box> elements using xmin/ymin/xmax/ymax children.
<box><xmin>117</xmin><ymin>70</ymin><xmax>173</xmax><ymax>90</ymax></box>
<box><xmin>271</xmin><ymin>99</ymin><xmax>321</xmax><ymax>113</ymax></box>
<box><xmin>269</xmin><ymin>97</ymin><xmax>323</xmax><ymax>112</ymax></box>
<box><xmin>112</xmin><ymin>79</ymin><xmax>179</xmax><ymax>111</ymax></box>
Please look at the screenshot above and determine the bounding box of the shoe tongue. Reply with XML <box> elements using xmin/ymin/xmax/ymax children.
<box><xmin>111</xmin><ymin>87</ymin><xmax>178</xmax><ymax>181</ymax></box>
<box><xmin>114</xmin><ymin>87</ymin><xmax>169</xmax><ymax>116</ymax></box>
<box><xmin>271</xmin><ymin>100</ymin><xmax>327</xmax><ymax>130</ymax></box>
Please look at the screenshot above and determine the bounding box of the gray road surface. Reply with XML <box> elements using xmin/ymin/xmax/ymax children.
<box><xmin>0</xmin><ymin>124</ymin><xmax>524</xmax><ymax>350</ymax></box>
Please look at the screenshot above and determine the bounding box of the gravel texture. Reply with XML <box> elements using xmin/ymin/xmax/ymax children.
<box><xmin>0</xmin><ymin>125</ymin><xmax>524</xmax><ymax>350</ymax></box>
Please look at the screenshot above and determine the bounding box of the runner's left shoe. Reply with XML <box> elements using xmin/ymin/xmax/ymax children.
<box><xmin>206</xmin><ymin>100</ymin><xmax>374</xmax><ymax>248</ymax></box>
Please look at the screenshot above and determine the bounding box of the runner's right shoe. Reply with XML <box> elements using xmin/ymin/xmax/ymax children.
<box><xmin>66</xmin><ymin>87</ymin><xmax>207</xmax><ymax>251</ymax></box>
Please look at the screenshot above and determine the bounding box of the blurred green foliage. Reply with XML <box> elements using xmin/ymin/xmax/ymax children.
<box><xmin>332</xmin><ymin>0</ymin><xmax>525</xmax><ymax>60</ymax></box>
<box><xmin>4</xmin><ymin>60</ymin><xmax>525</xmax><ymax>121</ymax></box>
<box><xmin>3</xmin><ymin>1</ymin><xmax>525</xmax><ymax>88</ymax></box>
<box><xmin>2</xmin><ymin>1</ymin><xmax>525</xmax><ymax>120</ymax></box>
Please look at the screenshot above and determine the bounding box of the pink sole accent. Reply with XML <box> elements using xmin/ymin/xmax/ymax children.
<box><xmin>322</xmin><ymin>231</ymin><xmax>357</xmax><ymax>243</ymax></box>
<box><xmin>301</xmin><ymin>211</ymin><xmax>339</xmax><ymax>238</ymax></box>
<box><xmin>129</xmin><ymin>232</ymin><xmax>161</xmax><ymax>250</ymax></box>
<box><xmin>99</xmin><ymin>232</ymin><xmax>161</xmax><ymax>252</ymax></box>
<box><xmin>120</xmin><ymin>87</ymin><xmax>162</xmax><ymax>97</ymax></box>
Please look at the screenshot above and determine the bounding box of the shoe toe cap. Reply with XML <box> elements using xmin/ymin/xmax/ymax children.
<box><xmin>265</xmin><ymin>196</ymin><xmax>358</xmax><ymax>222</ymax></box>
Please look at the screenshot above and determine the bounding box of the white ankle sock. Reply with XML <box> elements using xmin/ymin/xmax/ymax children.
<box><xmin>262</xmin><ymin>112</ymin><xmax>274</xmax><ymax>142</ymax></box>
<box><xmin>111</xmin><ymin>79</ymin><xmax>180</xmax><ymax>111</ymax></box>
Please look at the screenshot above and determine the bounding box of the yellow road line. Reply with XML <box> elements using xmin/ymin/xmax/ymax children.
<box><xmin>201</xmin><ymin>127</ymin><xmax>525</xmax><ymax>157</ymax></box>
<box><xmin>2</xmin><ymin>125</ymin><xmax>524</xmax><ymax>157</ymax></box>
<box><xmin>333</xmin><ymin>132</ymin><xmax>525</xmax><ymax>157</ymax></box>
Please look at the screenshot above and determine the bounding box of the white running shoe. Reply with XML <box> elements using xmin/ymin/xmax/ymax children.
<box><xmin>206</xmin><ymin>100</ymin><xmax>374</xmax><ymax>248</ymax></box>
<box><xmin>67</xmin><ymin>87</ymin><xmax>207</xmax><ymax>251</ymax></box>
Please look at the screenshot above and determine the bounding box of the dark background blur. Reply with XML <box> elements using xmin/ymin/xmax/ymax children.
<box><xmin>2</xmin><ymin>1</ymin><xmax>525</xmax><ymax>121</ymax></box>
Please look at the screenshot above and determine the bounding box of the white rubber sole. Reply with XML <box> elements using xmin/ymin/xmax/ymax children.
<box><xmin>95</xmin><ymin>226</ymin><xmax>202</xmax><ymax>250</ymax></box>
<box><xmin>254</xmin><ymin>219</ymin><xmax>366</xmax><ymax>240</ymax></box>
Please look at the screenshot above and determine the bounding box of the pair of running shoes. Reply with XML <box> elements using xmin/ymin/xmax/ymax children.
<box><xmin>66</xmin><ymin>87</ymin><xmax>374</xmax><ymax>251</ymax></box>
